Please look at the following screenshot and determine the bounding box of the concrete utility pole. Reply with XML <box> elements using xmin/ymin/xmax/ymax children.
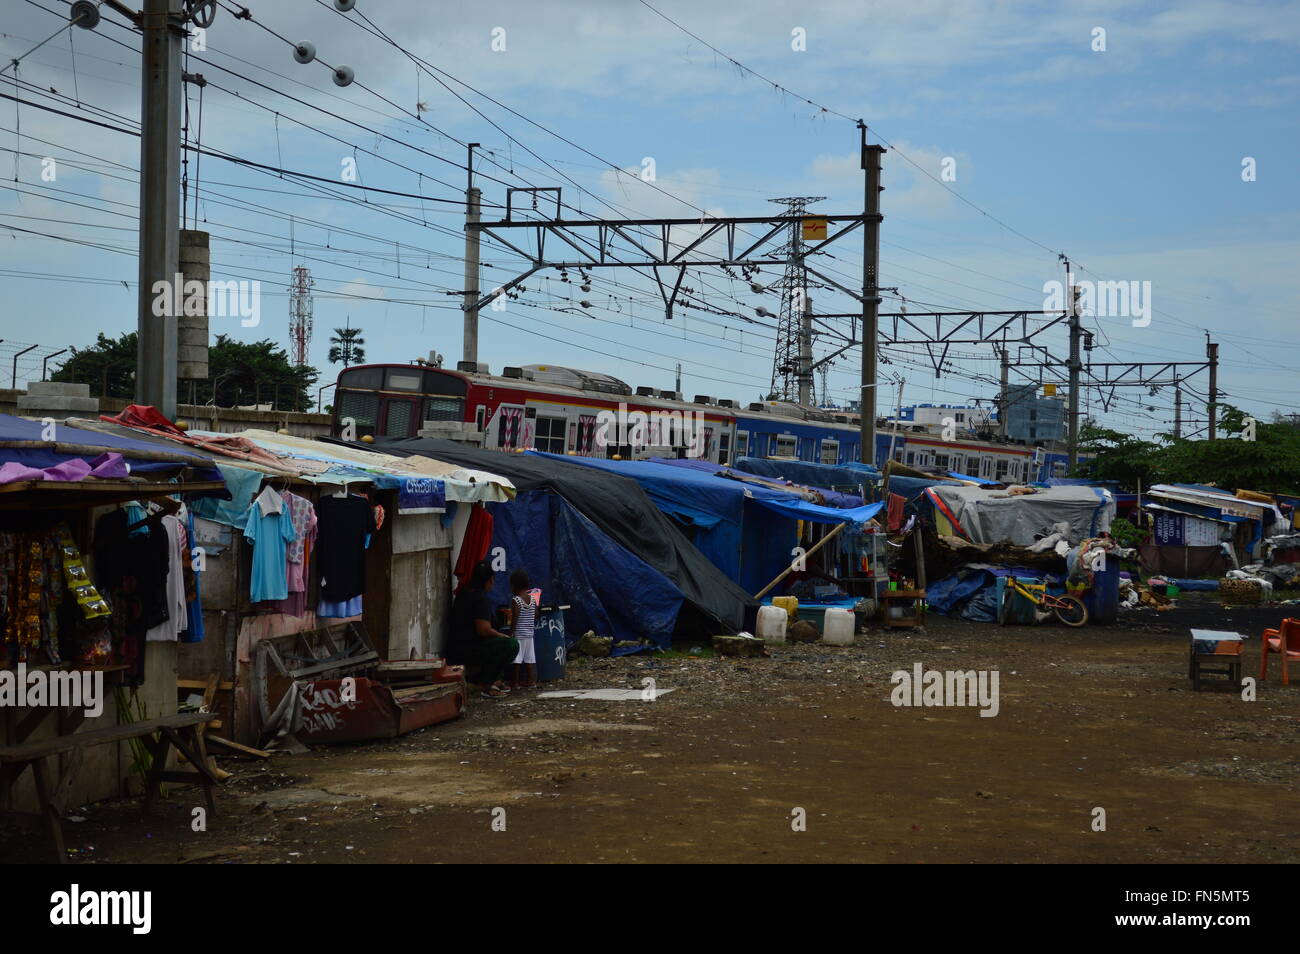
<box><xmin>1206</xmin><ymin>333</ymin><xmax>1219</xmax><ymax>440</ymax></box>
<box><xmin>998</xmin><ymin>346</ymin><xmax>1009</xmax><ymax>439</ymax></box>
<box><xmin>1063</xmin><ymin>256</ymin><xmax>1081</xmax><ymax>468</ymax></box>
<box><xmin>137</xmin><ymin>0</ymin><xmax>183</xmax><ymax>418</ymax></box>
<box><xmin>860</xmin><ymin>124</ymin><xmax>885</xmax><ymax>466</ymax></box>
<box><xmin>462</xmin><ymin>142</ymin><xmax>481</xmax><ymax>367</ymax></box>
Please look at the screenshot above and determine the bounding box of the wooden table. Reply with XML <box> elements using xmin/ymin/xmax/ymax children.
<box><xmin>0</xmin><ymin>711</ymin><xmax>218</xmax><ymax>862</ymax></box>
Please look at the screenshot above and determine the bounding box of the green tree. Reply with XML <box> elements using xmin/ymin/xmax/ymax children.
<box><xmin>328</xmin><ymin>322</ymin><xmax>366</xmax><ymax>366</ymax></box>
<box><xmin>50</xmin><ymin>331</ymin><xmax>137</xmax><ymax>398</ymax></box>
<box><xmin>51</xmin><ymin>332</ymin><xmax>319</xmax><ymax>412</ymax></box>
<box><xmin>1076</xmin><ymin>405</ymin><xmax>1300</xmax><ymax>495</ymax></box>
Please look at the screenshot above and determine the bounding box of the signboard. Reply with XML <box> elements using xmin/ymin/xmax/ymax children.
<box><xmin>1043</xmin><ymin>383</ymin><xmax>1057</xmax><ymax>396</ymax></box>
<box><xmin>397</xmin><ymin>476</ymin><xmax>446</xmax><ymax>514</ymax></box>
<box><xmin>1152</xmin><ymin>511</ymin><xmax>1186</xmax><ymax>546</ymax></box>
<box><xmin>802</xmin><ymin>217</ymin><xmax>827</xmax><ymax>240</ymax></box>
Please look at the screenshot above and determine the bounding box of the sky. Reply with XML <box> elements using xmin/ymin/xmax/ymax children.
<box><xmin>1</xmin><ymin>0</ymin><xmax>1297</xmax><ymax>438</ymax></box>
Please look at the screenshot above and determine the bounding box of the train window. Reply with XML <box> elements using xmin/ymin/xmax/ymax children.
<box><xmin>336</xmin><ymin>391</ymin><xmax>379</xmax><ymax>433</ymax></box>
<box><xmin>979</xmin><ymin>456</ymin><xmax>995</xmax><ymax>478</ymax></box>
<box><xmin>995</xmin><ymin>458</ymin><xmax>1010</xmax><ymax>479</ymax></box>
<box><xmin>423</xmin><ymin>396</ymin><xmax>463</xmax><ymax>423</ymax></box>
<box><xmin>384</xmin><ymin>398</ymin><xmax>416</xmax><ymax>437</ymax></box>
<box><xmin>534</xmin><ymin>416</ymin><xmax>567</xmax><ymax>454</ymax></box>
<box><xmin>339</xmin><ymin>367</ymin><xmax>383</xmax><ymax>390</ymax></box>
<box><xmin>474</xmin><ymin>406</ymin><xmax>486</xmax><ymax>433</ymax></box>
<box><xmin>719</xmin><ymin>431</ymin><xmax>731</xmax><ymax>465</ymax></box>
<box><xmin>821</xmin><ymin>441</ymin><xmax>839</xmax><ymax>465</ymax></box>
<box><xmin>1053</xmin><ymin>461</ymin><xmax>1067</xmax><ymax>477</ymax></box>
<box><xmin>775</xmin><ymin>435</ymin><xmax>797</xmax><ymax>457</ymax></box>
<box><xmin>935</xmin><ymin>453</ymin><xmax>950</xmax><ymax>470</ymax></box>
<box><xmin>385</xmin><ymin>369</ymin><xmax>424</xmax><ymax>391</ymax></box>
<box><xmin>735</xmin><ymin>431</ymin><xmax>748</xmax><ymax>458</ymax></box>
<box><xmin>905</xmin><ymin>451</ymin><xmax>915</xmax><ymax>465</ymax></box>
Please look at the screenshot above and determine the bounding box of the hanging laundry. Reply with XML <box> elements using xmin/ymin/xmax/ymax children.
<box><xmin>243</xmin><ymin>489</ymin><xmax>297</xmax><ymax>602</ymax></box>
<box><xmin>146</xmin><ymin>514</ymin><xmax>188</xmax><ymax>642</ymax></box>
<box><xmin>267</xmin><ymin>490</ymin><xmax>317</xmax><ymax>618</ymax></box>
<box><xmin>314</xmin><ymin>493</ymin><xmax>374</xmax><ymax>603</ymax></box>
<box><xmin>453</xmin><ymin>503</ymin><xmax>494</xmax><ymax>594</ymax></box>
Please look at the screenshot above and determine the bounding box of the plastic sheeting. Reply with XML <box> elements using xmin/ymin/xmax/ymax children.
<box><xmin>732</xmin><ymin>456</ymin><xmax>879</xmax><ymax>492</ymax></box>
<box><xmin>0</xmin><ymin>412</ymin><xmax>218</xmax><ymax>477</ymax></box>
<box><xmin>925</xmin><ymin>485</ymin><xmax>1114</xmax><ymax>546</ymax></box>
<box><xmin>374</xmin><ymin>437</ymin><xmax>752</xmax><ymax>632</ymax></box>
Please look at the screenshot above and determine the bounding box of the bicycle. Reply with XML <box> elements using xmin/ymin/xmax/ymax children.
<box><xmin>1000</xmin><ymin>576</ymin><xmax>1089</xmax><ymax>627</ymax></box>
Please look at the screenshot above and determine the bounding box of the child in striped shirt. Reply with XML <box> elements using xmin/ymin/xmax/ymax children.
<box><xmin>507</xmin><ymin>569</ymin><xmax>538</xmax><ymax>689</ymax></box>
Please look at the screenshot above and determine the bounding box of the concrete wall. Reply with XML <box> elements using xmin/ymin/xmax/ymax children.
<box><xmin>4</xmin><ymin>390</ymin><xmax>333</xmax><ymax>439</ymax></box>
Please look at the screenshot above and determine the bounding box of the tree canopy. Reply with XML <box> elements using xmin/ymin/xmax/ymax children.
<box><xmin>1077</xmin><ymin>405</ymin><xmax>1300</xmax><ymax>494</ymax></box>
<box><xmin>51</xmin><ymin>332</ymin><xmax>319</xmax><ymax>412</ymax></box>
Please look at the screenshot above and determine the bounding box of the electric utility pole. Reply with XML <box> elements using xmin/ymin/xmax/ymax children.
<box><xmin>1062</xmin><ymin>255</ymin><xmax>1081</xmax><ymax>468</ymax></box>
<box><xmin>1206</xmin><ymin>333</ymin><xmax>1219</xmax><ymax>440</ymax></box>
<box><xmin>463</xmin><ymin>142</ymin><xmax>481</xmax><ymax>366</ymax></box>
<box><xmin>861</xmin><ymin>124</ymin><xmax>885</xmax><ymax>466</ymax></box>
<box><xmin>137</xmin><ymin>0</ymin><xmax>184</xmax><ymax>418</ymax></box>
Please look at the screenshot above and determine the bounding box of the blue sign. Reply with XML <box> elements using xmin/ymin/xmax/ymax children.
<box><xmin>397</xmin><ymin>476</ymin><xmax>445</xmax><ymax>514</ymax></box>
<box><xmin>1153</xmin><ymin>511</ymin><xmax>1185</xmax><ymax>546</ymax></box>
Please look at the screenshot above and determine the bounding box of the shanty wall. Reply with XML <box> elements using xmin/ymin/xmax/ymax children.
<box><xmin>178</xmin><ymin>489</ymin><xmax>456</xmax><ymax>746</ymax></box>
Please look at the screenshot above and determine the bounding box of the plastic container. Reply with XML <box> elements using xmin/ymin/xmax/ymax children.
<box><xmin>756</xmin><ymin>605</ymin><xmax>788</xmax><ymax>644</ymax></box>
<box><xmin>1083</xmin><ymin>562</ymin><xmax>1120</xmax><ymax>624</ymax></box>
<box><xmin>822</xmin><ymin>607</ymin><xmax>854</xmax><ymax>646</ymax></box>
<box><xmin>534</xmin><ymin>607</ymin><xmax>567</xmax><ymax>681</ymax></box>
<box><xmin>771</xmin><ymin>596</ymin><xmax>799</xmax><ymax>621</ymax></box>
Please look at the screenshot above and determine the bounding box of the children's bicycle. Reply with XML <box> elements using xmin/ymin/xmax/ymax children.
<box><xmin>1000</xmin><ymin>576</ymin><xmax>1089</xmax><ymax>627</ymax></box>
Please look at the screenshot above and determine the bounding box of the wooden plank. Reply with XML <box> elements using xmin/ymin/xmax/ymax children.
<box><xmin>206</xmin><ymin>735</ymin><xmax>270</xmax><ymax>759</ymax></box>
<box><xmin>0</xmin><ymin>712</ymin><xmax>215</xmax><ymax>762</ymax></box>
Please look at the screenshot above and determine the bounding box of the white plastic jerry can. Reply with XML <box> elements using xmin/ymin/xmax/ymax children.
<box><xmin>822</xmin><ymin>607</ymin><xmax>854</xmax><ymax>646</ymax></box>
<box><xmin>757</xmin><ymin>604</ymin><xmax>788</xmax><ymax>644</ymax></box>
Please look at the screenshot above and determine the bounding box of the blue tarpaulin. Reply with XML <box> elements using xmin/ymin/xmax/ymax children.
<box><xmin>529</xmin><ymin>452</ymin><xmax>802</xmax><ymax>592</ymax></box>
<box><xmin>732</xmin><ymin>456</ymin><xmax>880</xmax><ymax>492</ymax></box>
<box><xmin>948</xmin><ymin>471</ymin><xmax>1000</xmax><ymax>486</ymax></box>
<box><xmin>648</xmin><ymin>457</ymin><xmax>864</xmax><ymax>508</ymax></box>
<box><xmin>486</xmin><ymin>490</ymin><xmax>682</xmax><ymax>653</ymax></box>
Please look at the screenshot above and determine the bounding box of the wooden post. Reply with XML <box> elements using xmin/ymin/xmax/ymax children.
<box><xmin>754</xmin><ymin>522</ymin><xmax>847</xmax><ymax>600</ymax></box>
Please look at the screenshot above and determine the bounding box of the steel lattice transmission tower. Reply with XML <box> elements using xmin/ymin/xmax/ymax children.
<box><xmin>288</xmin><ymin>265</ymin><xmax>314</xmax><ymax>367</ymax></box>
<box><xmin>767</xmin><ymin>195</ymin><xmax>824</xmax><ymax>403</ymax></box>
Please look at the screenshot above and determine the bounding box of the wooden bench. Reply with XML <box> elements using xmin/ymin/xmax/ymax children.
<box><xmin>0</xmin><ymin>711</ymin><xmax>219</xmax><ymax>863</ymax></box>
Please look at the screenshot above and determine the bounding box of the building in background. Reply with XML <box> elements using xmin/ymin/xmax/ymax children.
<box><xmin>1004</xmin><ymin>384</ymin><xmax>1065</xmax><ymax>443</ymax></box>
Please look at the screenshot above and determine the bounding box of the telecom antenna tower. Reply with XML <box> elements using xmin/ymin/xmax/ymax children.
<box><xmin>289</xmin><ymin>265</ymin><xmax>314</xmax><ymax>367</ymax></box>
<box><xmin>767</xmin><ymin>195</ymin><xmax>824</xmax><ymax>403</ymax></box>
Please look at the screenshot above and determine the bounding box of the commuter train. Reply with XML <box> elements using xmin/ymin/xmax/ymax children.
<box><xmin>330</xmin><ymin>362</ymin><xmax>1078</xmax><ymax>484</ymax></box>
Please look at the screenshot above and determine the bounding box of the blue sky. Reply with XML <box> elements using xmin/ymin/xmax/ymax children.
<box><xmin>1</xmin><ymin>0</ymin><xmax>1297</xmax><ymax>437</ymax></box>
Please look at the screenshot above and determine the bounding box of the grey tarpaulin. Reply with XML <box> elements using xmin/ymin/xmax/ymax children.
<box><xmin>927</xmin><ymin>485</ymin><xmax>1114</xmax><ymax>546</ymax></box>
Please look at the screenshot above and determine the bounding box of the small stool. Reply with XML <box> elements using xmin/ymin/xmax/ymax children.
<box><xmin>1189</xmin><ymin>651</ymin><xmax>1242</xmax><ymax>691</ymax></box>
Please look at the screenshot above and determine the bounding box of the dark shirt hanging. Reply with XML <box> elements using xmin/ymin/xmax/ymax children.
<box><xmin>314</xmin><ymin>494</ymin><xmax>375</xmax><ymax>603</ymax></box>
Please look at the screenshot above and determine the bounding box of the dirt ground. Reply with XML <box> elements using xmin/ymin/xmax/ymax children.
<box><xmin>3</xmin><ymin>595</ymin><xmax>1297</xmax><ymax>864</ymax></box>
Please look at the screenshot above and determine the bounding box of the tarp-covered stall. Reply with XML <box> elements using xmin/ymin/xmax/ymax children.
<box><xmin>924</xmin><ymin>484</ymin><xmax>1114</xmax><ymax>546</ymax></box>
<box><xmin>373</xmin><ymin>438</ymin><xmax>753</xmax><ymax>650</ymax></box>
